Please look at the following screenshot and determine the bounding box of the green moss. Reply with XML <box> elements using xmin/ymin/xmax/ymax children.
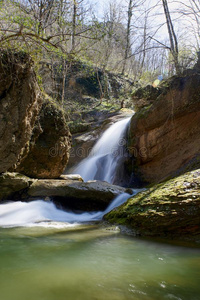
<box><xmin>68</xmin><ymin>121</ymin><xmax>91</xmax><ymax>134</ymax></box>
<box><xmin>104</xmin><ymin>169</ymin><xmax>200</xmax><ymax>241</ymax></box>
<box><xmin>135</xmin><ymin>104</ymin><xmax>152</xmax><ymax>119</ymax></box>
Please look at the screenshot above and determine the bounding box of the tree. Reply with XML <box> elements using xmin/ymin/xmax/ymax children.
<box><xmin>97</xmin><ymin>1</ymin><xmax>125</xmax><ymax>71</ymax></box>
<box><xmin>0</xmin><ymin>0</ymin><xmax>98</xmax><ymax>55</ymax></box>
<box><xmin>175</xmin><ymin>0</ymin><xmax>200</xmax><ymax>51</ymax></box>
<box><xmin>121</xmin><ymin>0</ymin><xmax>133</xmax><ymax>75</ymax></box>
<box><xmin>121</xmin><ymin>0</ymin><xmax>145</xmax><ymax>75</ymax></box>
<box><xmin>71</xmin><ymin>0</ymin><xmax>77</xmax><ymax>51</ymax></box>
<box><xmin>162</xmin><ymin>0</ymin><xmax>180</xmax><ymax>74</ymax></box>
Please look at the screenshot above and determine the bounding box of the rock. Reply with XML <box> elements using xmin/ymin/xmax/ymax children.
<box><xmin>60</xmin><ymin>174</ymin><xmax>83</xmax><ymax>182</ymax></box>
<box><xmin>104</xmin><ymin>169</ymin><xmax>200</xmax><ymax>242</ymax></box>
<box><xmin>128</xmin><ymin>73</ymin><xmax>200</xmax><ymax>185</ymax></box>
<box><xmin>0</xmin><ymin>172</ymin><xmax>130</xmax><ymax>211</ymax></box>
<box><xmin>132</xmin><ymin>85</ymin><xmax>162</xmax><ymax>111</ymax></box>
<box><xmin>40</xmin><ymin>59</ymin><xmax>134</xmax><ymax>101</ymax></box>
<box><xmin>15</xmin><ymin>100</ymin><xmax>71</xmax><ymax>178</ymax></box>
<box><xmin>27</xmin><ymin>179</ymin><xmax>130</xmax><ymax>211</ymax></box>
<box><xmin>0</xmin><ymin>172</ymin><xmax>34</xmax><ymax>201</ymax></box>
<box><xmin>0</xmin><ymin>50</ymin><xmax>71</xmax><ymax>179</ymax></box>
<box><xmin>0</xmin><ymin>50</ymin><xmax>42</xmax><ymax>173</ymax></box>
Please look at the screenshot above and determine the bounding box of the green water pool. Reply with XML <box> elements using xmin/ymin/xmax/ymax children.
<box><xmin>0</xmin><ymin>224</ymin><xmax>200</xmax><ymax>300</ymax></box>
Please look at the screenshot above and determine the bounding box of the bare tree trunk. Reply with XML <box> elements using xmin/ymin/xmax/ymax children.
<box><xmin>122</xmin><ymin>0</ymin><xmax>133</xmax><ymax>75</ymax></box>
<box><xmin>38</xmin><ymin>0</ymin><xmax>43</xmax><ymax>35</ymax></box>
<box><xmin>141</xmin><ymin>10</ymin><xmax>148</xmax><ymax>70</ymax></box>
<box><xmin>61</xmin><ymin>58</ymin><xmax>67</xmax><ymax>108</ymax></box>
<box><xmin>96</xmin><ymin>68</ymin><xmax>104</xmax><ymax>103</ymax></box>
<box><xmin>162</xmin><ymin>0</ymin><xmax>180</xmax><ymax>74</ymax></box>
<box><xmin>71</xmin><ymin>0</ymin><xmax>77</xmax><ymax>52</ymax></box>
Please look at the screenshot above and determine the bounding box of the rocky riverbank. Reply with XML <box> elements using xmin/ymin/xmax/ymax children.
<box><xmin>104</xmin><ymin>169</ymin><xmax>200</xmax><ymax>243</ymax></box>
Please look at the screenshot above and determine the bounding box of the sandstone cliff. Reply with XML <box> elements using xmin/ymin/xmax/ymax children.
<box><xmin>128</xmin><ymin>72</ymin><xmax>200</xmax><ymax>185</ymax></box>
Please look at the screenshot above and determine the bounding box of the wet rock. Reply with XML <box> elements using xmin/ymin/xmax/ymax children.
<box><xmin>105</xmin><ymin>169</ymin><xmax>200</xmax><ymax>242</ymax></box>
<box><xmin>60</xmin><ymin>174</ymin><xmax>83</xmax><ymax>182</ymax></box>
<box><xmin>0</xmin><ymin>172</ymin><xmax>34</xmax><ymax>201</ymax></box>
<box><xmin>27</xmin><ymin>179</ymin><xmax>130</xmax><ymax>211</ymax></box>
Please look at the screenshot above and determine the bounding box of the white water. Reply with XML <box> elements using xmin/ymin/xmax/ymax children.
<box><xmin>0</xmin><ymin>192</ymin><xmax>134</xmax><ymax>228</ymax></box>
<box><xmin>71</xmin><ymin>117</ymin><xmax>131</xmax><ymax>183</ymax></box>
<box><xmin>0</xmin><ymin>117</ymin><xmax>135</xmax><ymax>228</ymax></box>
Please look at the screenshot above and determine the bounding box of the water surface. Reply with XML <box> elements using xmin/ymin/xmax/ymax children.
<box><xmin>0</xmin><ymin>224</ymin><xmax>200</xmax><ymax>300</ymax></box>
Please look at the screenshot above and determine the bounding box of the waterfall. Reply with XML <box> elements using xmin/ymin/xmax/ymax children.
<box><xmin>71</xmin><ymin>117</ymin><xmax>131</xmax><ymax>184</ymax></box>
<box><xmin>0</xmin><ymin>191</ymin><xmax>137</xmax><ymax>228</ymax></box>
<box><xmin>0</xmin><ymin>116</ymin><xmax>136</xmax><ymax>228</ymax></box>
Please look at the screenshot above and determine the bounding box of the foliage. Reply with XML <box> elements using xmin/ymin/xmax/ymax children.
<box><xmin>0</xmin><ymin>0</ymin><xmax>199</xmax><ymax>99</ymax></box>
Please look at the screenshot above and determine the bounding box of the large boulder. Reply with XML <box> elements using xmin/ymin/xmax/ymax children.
<box><xmin>128</xmin><ymin>73</ymin><xmax>200</xmax><ymax>185</ymax></box>
<box><xmin>0</xmin><ymin>172</ymin><xmax>130</xmax><ymax>211</ymax></box>
<box><xmin>105</xmin><ymin>169</ymin><xmax>200</xmax><ymax>242</ymax></box>
<box><xmin>15</xmin><ymin>100</ymin><xmax>71</xmax><ymax>178</ymax></box>
<box><xmin>0</xmin><ymin>50</ymin><xmax>42</xmax><ymax>172</ymax></box>
<box><xmin>27</xmin><ymin>179</ymin><xmax>130</xmax><ymax>211</ymax></box>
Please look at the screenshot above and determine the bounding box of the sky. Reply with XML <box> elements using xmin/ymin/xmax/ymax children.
<box><xmin>88</xmin><ymin>0</ymin><xmax>199</xmax><ymax>48</ymax></box>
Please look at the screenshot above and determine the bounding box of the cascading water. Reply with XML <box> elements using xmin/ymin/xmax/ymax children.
<box><xmin>0</xmin><ymin>191</ymin><xmax>135</xmax><ymax>228</ymax></box>
<box><xmin>71</xmin><ymin>117</ymin><xmax>131</xmax><ymax>184</ymax></box>
<box><xmin>0</xmin><ymin>116</ymin><xmax>136</xmax><ymax>228</ymax></box>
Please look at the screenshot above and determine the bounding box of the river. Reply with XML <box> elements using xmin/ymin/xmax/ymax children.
<box><xmin>1</xmin><ymin>117</ymin><xmax>200</xmax><ymax>300</ymax></box>
<box><xmin>0</xmin><ymin>223</ymin><xmax>200</xmax><ymax>300</ymax></box>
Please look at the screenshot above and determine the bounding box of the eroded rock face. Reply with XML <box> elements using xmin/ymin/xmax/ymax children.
<box><xmin>15</xmin><ymin>101</ymin><xmax>71</xmax><ymax>178</ymax></box>
<box><xmin>0</xmin><ymin>51</ymin><xmax>42</xmax><ymax>173</ymax></box>
<box><xmin>105</xmin><ymin>169</ymin><xmax>200</xmax><ymax>242</ymax></box>
<box><xmin>128</xmin><ymin>73</ymin><xmax>200</xmax><ymax>184</ymax></box>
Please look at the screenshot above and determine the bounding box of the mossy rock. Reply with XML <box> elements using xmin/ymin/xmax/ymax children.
<box><xmin>131</xmin><ymin>84</ymin><xmax>162</xmax><ymax>111</ymax></box>
<box><xmin>132</xmin><ymin>84</ymin><xmax>162</xmax><ymax>101</ymax></box>
<box><xmin>104</xmin><ymin>169</ymin><xmax>200</xmax><ymax>242</ymax></box>
<box><xmin>68</xmin><ymin>121</ymin><xmax>91</xmax><ymax>134</ymax></box>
